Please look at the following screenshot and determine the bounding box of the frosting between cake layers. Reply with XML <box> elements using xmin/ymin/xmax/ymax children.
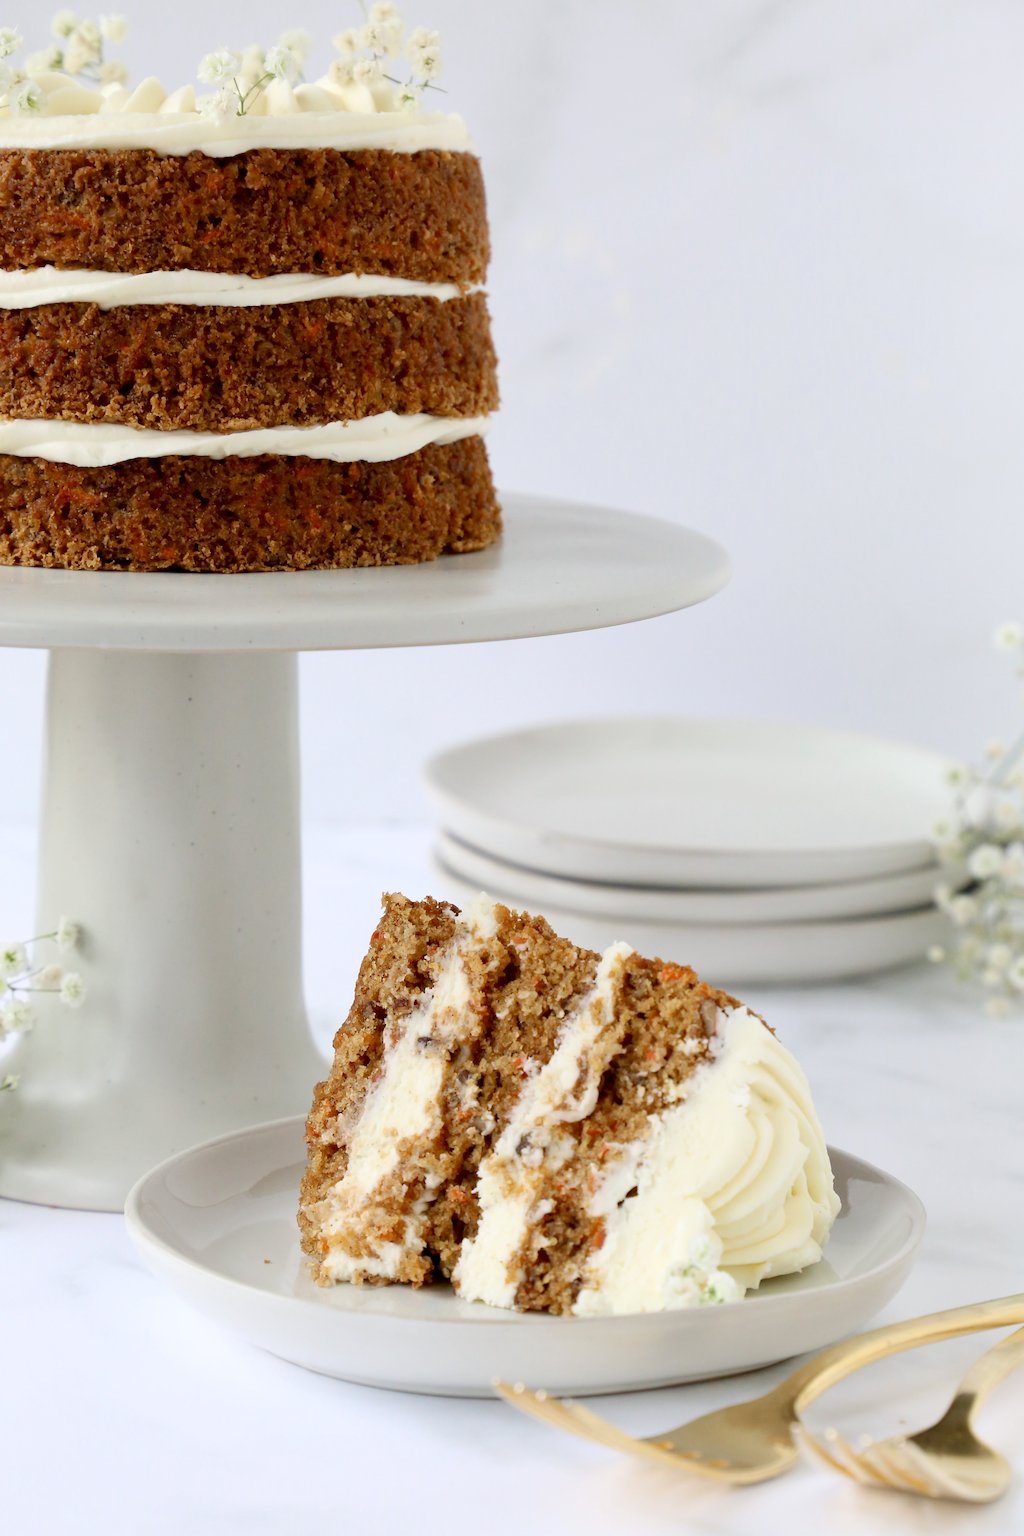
<box><xmin>572</xmin><ymin>1006</ymin><xmax>841</xmax><ymax>1315</ymax></box>
<box><xmin>453</xmin><ymin>942</ymin><xmax>634</xmax><ymax>1309</ymax></box>
<box><xmin>318</xmin><ymin>896</ymin><xmax>498</xmax><ymax>1283</ymax></box>
<box><xmin>0</xmin><ymin>267</ymin><xmax>480</xmax><ymax>310</ymax></box>
<box><xmin>0</xmin><ymin>412</ymin><xmax>491</xmax><ymax>466</ymax></box>
<box><xmin>0</xmin><ymin>107</ymin><xmax>472</xmax><ymax>156</ymax></box>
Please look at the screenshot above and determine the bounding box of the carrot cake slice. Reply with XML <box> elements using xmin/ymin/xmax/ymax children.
<box><xmin>299</xmin><ymin>894</ymin><xmax>841</xmax><ymax>1316</ymax></box>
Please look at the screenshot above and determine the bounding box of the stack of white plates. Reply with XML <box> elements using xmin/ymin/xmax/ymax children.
<box><xmin>424</xmin><ymin>719</ymin><xmax>952</xmax><ymax>986</ymax></box>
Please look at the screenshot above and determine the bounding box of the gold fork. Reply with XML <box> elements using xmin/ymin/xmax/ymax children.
<box><xmin>795</xmin><ymin>1324</ymin><xmax>1024</xmax><ymax>1503</ymax></box>
<box><xmin>494</xmin><ymin>1292</ymin><xmax>1024</xmax><ymax>1485</ymax></box>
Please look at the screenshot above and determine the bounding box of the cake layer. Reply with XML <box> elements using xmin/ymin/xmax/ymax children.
<box><xmin>0</xmin><ymin>295</ymin><xmax>498</xmax><ymax>432</ymax></box>
<box><xmin>0</xmin><ymin>148</ymin><xmax>489</xmax><ymax>283</ymax></box>
<box><xmin>0</xmin><ymin>436</ymin><xmax>500</xmax><ymax>571</ymax></box>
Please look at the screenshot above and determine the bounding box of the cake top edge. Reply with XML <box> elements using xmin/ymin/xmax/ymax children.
<box><xmin>0</xmin><ymin>106</ymin><xmax>473</xmax><ymax>156</ymax></box>
<box><xmin>0</xmin><ymin>9</ymin><xmax>474</xmax><ymax>154</ymax></box>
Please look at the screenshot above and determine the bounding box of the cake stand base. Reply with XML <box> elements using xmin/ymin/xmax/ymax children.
<box><xmin>0</xmin><ymin>649</ymin><xmax>323</xmax><ymax>1211</ymax></box>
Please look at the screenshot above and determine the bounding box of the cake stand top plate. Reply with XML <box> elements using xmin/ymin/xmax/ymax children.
<box><xmin>0</xmin><ymin>493</ymin><xmax>729</xmax><ymax>652</ymax></box>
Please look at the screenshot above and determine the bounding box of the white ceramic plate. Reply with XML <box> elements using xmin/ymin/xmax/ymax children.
<box><xmin>125</xmin><ymin>1117</ymin><xmax>925</xmax><ymax>1399</ymax></box>
<box><xmin>437</xmin><ymin>831</ymin><xmax>942</xmax><ymax>924</ymax></box>
<box><xmin>425</xmin><ymin>719</ymin><xmax>952</xmax><ymax>889</ymax></box>
<box><xmin>433</xmin><ymin>855</ymin><xmax>947</xmax><ymax>986</ymax></box>
<box><xmin>0</xmin><ymin>495</ymin><xmax>729</xmax><ymax>652</ymax></box>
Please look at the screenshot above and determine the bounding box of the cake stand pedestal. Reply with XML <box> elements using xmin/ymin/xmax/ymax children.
<box><xmin>0</xmin><ymin>495</ymin><xmax>729</xmax><ymax>1210</ymax></box>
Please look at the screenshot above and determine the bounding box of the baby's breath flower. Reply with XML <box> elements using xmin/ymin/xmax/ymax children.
<box><xmin>332</xmin><ymin>27</ymin><xmax>361</xmax><ymax>58</ymax></box>
<box><xmin>27</xmin><ymin>45</ymin><xmax>62</xmax><ymax>73</ymax></box>
<box><xmin>39</xmin><ymin>963</ymin><xmax>63</xmax><ymax>987</ymax></box>
<box><xmin>1003</xmin><ymin>845</ymin><xmax>1024</xmax><ymax>886</ymax></box>
<box><xmin>396</xmin><ymin>82</ymin><xmax>420</xmax><ymax>111</ymax></box>
<box><xmin>352</xmin><ymin>56</ymin><xmax>383</xmax><ymax>85</ymax></box>
<box><xmin>59</xmin><ymin>972</ymin><xmax>86</xmax><ymax>1008</ymax></box>
<box><xmin>993</xmin><ymin>796</ymin><xmax>1022</xmax><ymax>832</ymax></box>
<box><xmin>987</xmin><ymin>943</ymin><xmax>1013</xmax><ymax>971</ymax></box>
<box><xmin>98</xmin><ymin>13</ymin><xmax>127</xmax><ymax>43</ymax></box>
<box><xmin>1008</xmin><ymin>956</ymin><xmax>1024</xmax><ymax>992</ymax></box>
<box><xmin>406</xmin><ymin>25</ymin><xmax>441</xmax><ymax>82</ymax></box>
<box><xmin>949</xmin><ymin>895</ymin><xmax>979</xmax><ymax>927</ymax></box>
<box><xmin>368</xmin><ymin>2</ymin><xmax>401</xmax><ymax>20</ymax></box>
<box><xmin>51</xmin><ymin>10</ymin><xmax>77</xmax><ymax>40</ymax></box>
<box><xmin>277</xmin><ymin>29</ymin><xmax>311</xmax><ymax>64</ymax></box>
<box><xmin>56</xmin><ymin>916</ymin><xmax>79</xmax><ymax>952</ymax></box>
<box><xmin>264</xmin><ymin>44</ymin><xmax>300</xmax><ymax>84</ymax></box>
<box><xmin>1</xmin><ymin>1072</ymin><xmax>19</xmax><ymax>1091</ymax></box>
<box><xmin>994</xmin><ymin>620</ymin><xmax>1024</xmax><ymax>651</ymax></box>
<box><xmin>327</xmin><ymin>57</ymin><xmax>354</xmax><ymax>88</ymax></box>
<box><xmin>62</xmin><ymin>24</ymin><xmax>100</xmax><ymax>75</ymax></box>
<box><xmin>197</xmin><ymin>86</ymin><xmax>236</xmax><ymax>119</ymax></box>
<box><xmin>0</xmin><ymin>61</ymin><xmax>16</xmax><ymax>93</ymax></box>
<box><xmin>99</xmin><ymin>58</ymin><xmax>126</xmax><ymax>84</ymax></box>
<box><xmin>688</xmin><ymin>1234</ymin><xmax>717</xmax><ymax>1273</ymax></box>
<box><xmin>967</xmin><ymin>843</ymin><xmax>1004</xmax><ymax>880</ymax></box>
<box><xmin>0</xmin><ymin>941</ymin><xmax>27</xmax><ymax>980</ymax></box>
<box><xmin>198</xmin><ymin>48</ymin><xmax>241</xmax><ymax>86</ymax></box>
<box><xmin>702</xmin><ymin>1270</ymin><xmax>741</xmax><ymax>1306</ymax></box>
<box><xmin>927</xmin><ymin>944</ymin><xmax>946</xmax><ymax>964</ymax></box>
<box><xmin>0</xmin><ymin>25</ymin><xmax>22</xmax><ymax>59</ymax></box>
<box><xmin>1</xmin><ymin>994</ymin><xmax>33</xmax><ymax>1033</ymax></box>
<box><xmin>360</xmin><ymin>18</ymin><xmax>403</xmax><ymax>57</ymax></box>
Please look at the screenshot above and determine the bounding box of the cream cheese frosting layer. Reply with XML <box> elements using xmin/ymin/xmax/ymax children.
<box><xmin>0</xmin><ymin>413</ymin><xmax>491</xmax><ymax>466</ymax></box>
<box><xmin>0</xmin><ymin>108</ymin><xmax>472</xmax><ymax>157</ymax></box>
<box><xmin>0</xmin><ymin>267</ymin><xmax>480</xmax><ymax>310</ymax></box>
<box><xmin>572</xmin><ymin>1006</ymin><xmax>841</xmax><ymax>1316</ymax></box>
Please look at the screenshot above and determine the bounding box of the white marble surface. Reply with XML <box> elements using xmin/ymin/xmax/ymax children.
<box><xmin>2</xmin><ymin>822</ymin><xmax>1023</xmax><ymax>1534</ymax></box>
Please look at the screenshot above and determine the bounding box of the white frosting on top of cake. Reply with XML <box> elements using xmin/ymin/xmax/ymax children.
<box><xmin>0</xmin><ymin>107</ymin><xmax>471</xmax><ymax>155</ymax></box>
<box><xmin>0</xmin><ymin>412</ymin><xmax>491</xmax><ymax>466</ymax></box>
<box><xmin>0</xmin><ymin>82</ymin><xmax>471</xmax><ymax>156</ymax></box>
<box><xmin>453</xmin><ymin>942</ymin><xmax>634</xmax><ymax>1309</ymax></box>
<box><xmin>572</xmin><ymin>1006</ymin><xmax>841</xmax><ymax>1315</ymax></box>
<box><xmin>0</xmin><ymin>267</ymin><xmax>479</xmax><ymax>309</ymax></box>
<box><xmin>319</xmin><ymin>896</ymin><xmax>498</xmax><ymax>1284</ymax></box>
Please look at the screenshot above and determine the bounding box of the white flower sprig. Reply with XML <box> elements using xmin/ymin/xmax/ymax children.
<box><xmin>0</xmin><ymin>27</ymin><xmax>47</xmax><ymax>114</ymax></box>
<box><xmin>930</xmin><ymin>621</ymin><xmax>1024</xmax><ymax>1017</ymax></box>
<box><xmin>0</xmin><ymin>917</ymin><xmax>86</xmax><ymax>1081</ymax></box>
<box><xmin>330</xmin><ymin>4</ymin><xmax>444</xmax><ymax>112</ymax></box>
<box><xmin>196</xmin><ymin>31</ymin><xmax>309</xmax><ymax>119</ymax></box>
<box><xmin>27</xmin><ymin>11</ymin><xmax>128</xmax><ymax>86</ymax></box>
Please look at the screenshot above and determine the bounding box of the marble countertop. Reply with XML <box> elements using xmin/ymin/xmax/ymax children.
<box><xmin>2</xmin><ymin>823</ymin><xmax>1023</xmax><ymax>1534</ymax></box>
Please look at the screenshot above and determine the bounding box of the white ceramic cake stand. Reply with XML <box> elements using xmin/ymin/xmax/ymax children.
<box><xmin>0</xmin><ymin>493</ymin><xmax>729</xmax><ymax>1211</ymax></box>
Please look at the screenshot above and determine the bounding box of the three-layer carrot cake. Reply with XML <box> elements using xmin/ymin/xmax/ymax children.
<box><xmin>0</xmin><ymin>16</ymin><xmax>499</xmax><ymax>570</ymax></box>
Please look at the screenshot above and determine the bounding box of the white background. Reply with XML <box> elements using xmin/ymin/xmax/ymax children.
<box><xmin>1</xmin><ymin>0</ymin><xmax>1022</xmax><ymax>832</ymax></box>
